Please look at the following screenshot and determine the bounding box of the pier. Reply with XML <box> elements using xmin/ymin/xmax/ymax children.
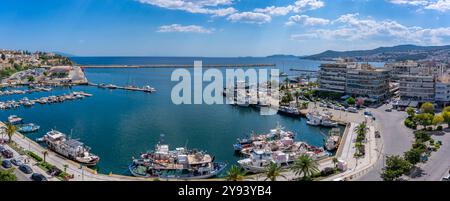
<box><xmin>89</xmin><ymin>83</ymin><xmax>156</xmax><ymax>93</ymax></box>
<box><xmin>79</xmin><ymin>63</ymin><xmax>276</xmax><ymax>68</ymax></box>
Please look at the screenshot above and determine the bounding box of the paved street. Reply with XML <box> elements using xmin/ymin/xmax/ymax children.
<box><xmin>410</xmin><ymin>129</ymin><xmax>450</xmax><ymax>181</ymax></box>
<box><xmin>358</xmin><ymin>104</ymin><xmax>415</xmax><ymax>181</ymax></box>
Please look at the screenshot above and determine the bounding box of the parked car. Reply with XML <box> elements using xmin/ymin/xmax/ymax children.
<box><xmin>348</xmin><ymin>107</ymin><xmax>358</xmax><ymax>113</ymax></box>
<box><xmin>385</xmin><ymin>108</ymin><xmax>392</xmax><ymax>112</ymax></box>
<box><xmin>1</xmin><ymin>160</ymin><xmax>12</xmax><ymax>169</ymax></box>
<box><xmin>11</xmin><ymin>158</ymin><xmax>23</xmax><ymax>166</ymax></box>
<box><xmin>1</xmin><ymin>149</ymin><xmax>14</xmax><ymax>159</ymax></box>
<box><xmin>47</xmin><ymin>166</ymin><xmax>62</xmax><ymax>177</ymax></box>
<box><xmin>0</xmin><ymin>145</ymin><xmax>5</xmax><ymax>152</ymax></box>
<box><xmin>31</xmin><ymin>173</ymin><xmax>47</xmax><ymax>181</ymax></box>
<box><xmin>19</xmin><ymin>165</ymin><xmax>33</xmax><ymax>174</ymax></box>
<box><xmin>441</xmin><ymin>174</ymin><xmax>450</xmax><ymax>181</ymax></box>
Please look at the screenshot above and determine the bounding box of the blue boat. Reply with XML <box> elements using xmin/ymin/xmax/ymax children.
<box><xmin>18</xmin><ymin>123</ymin><xmax>40</xmax><ymax>133</ymax></box>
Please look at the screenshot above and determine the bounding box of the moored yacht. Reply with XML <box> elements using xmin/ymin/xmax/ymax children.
<box><xmin>129</xmin><ymin>143</ymin><xmax>227</xmax><ymax>179</ymax></box>
<box><xmin>8</xmin><ymin>115</ymin><xmax>23</xmax><ymax>125</ymax></box>
<box><xmin>42</xmin><ymin>130</ymin><xmax>100</xmax><ymax>166</ymax></box>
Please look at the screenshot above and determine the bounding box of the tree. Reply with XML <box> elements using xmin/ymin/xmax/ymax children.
<box><xmin>354</xmin><ymin>122</ymin><xmax>368</xmax><ymax>141</ymax></box>
<box><xmin>442</xmin><ymin>111</ymin><xmax>450</xmax><ymax>126</ymax></box>
<box><xmin>224</xmin><ymin>165</ymin><xmax>246</xmax><ymax>181</ymax></box>
<box><xmin>413</xmin><ymin>113</ymin><xmax>434</xmax><ymax>128</ymax></box>
<box><xmin>27</xmin><ymin>76</ymin><xmax>35</xmax><ymax>83</ymax></box>
<box><xmin>432</xmin><ymin>115</ymin><xmax>444</xmax><ymax>126</ymax></box>
<box><xmin>5</xmin><ymin>123</ymin><xmax>17</xmax><ymax>143</ymax></box>
<box><xmin>332</xmin><ymin>157</ymin><xmax>339</xmax><ymax>168</ymax></box>
<box><xmin>264</xmin><ymin>162</ymin><xmax>286</xmax><ymax>181</ymax></box>
<box><xmin>290</xmin><ymin>154</ymin><xmax>319</xmax><ymax>180</ymax></box>
<box><xmin>404</xmin><ymin>149</ymin><xmax>422</xmax><ymax>165</ymax></box>
<box><xmin>406</xmin><ymin>107</ymin><xmax>416</xmax><ymax>117</ymax></box>
<box><xmin>293</xmin><ymin>91</ymin><xmax>301</xmax><ymax>106</ymax></box>
<box><xmin>63</xmin><ymin>164</ymin><xmax>69</xmax><ymax>173</ymax></box>
<box><xmin>42</xmin><ymin>151</ymin><xmax>49</xmax><ymax>163</ymax></box>
<box><xmin>444</xmin><ymin>106</ymin><xmax>450</xmax><ymax>113</ymax></box>
<box><xmin>420</xmin><ymin>102</ymin><xmax>434</xmax><ymax>114</ymax></box>
<box><xmin>346</xmin><ymin>97</ymin><xmax>356</xmax><ymax>105</ymax></box>
<box><xmin>381</xmin><ymin>155</ymin><xmax>412</xmax><ymax>181</ymax></box>
<box><xmin>0</xmin><ymin>169</ymin><xmax>17</xmax><ymax>181</ymax></box>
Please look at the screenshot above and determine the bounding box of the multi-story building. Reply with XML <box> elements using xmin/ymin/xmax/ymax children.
<box><xmin>346</xmin><ymin>64</ymin><xmax>391</xmax><ymax>101</ymax></box>
<box><xmin>318</xmin><ymin>62</ymin><xmax>391</xmax><ymax>101</ymax></box>
<box><xmin>317</xmin><ymin>62</ymin><xmax>347</xmax><ymax>94</ymax></box>
<box><xmin>398</xmin><ymin>75</ymin><xmax>435</xmax><ymax>102</ymax></box>
<box><xmin>435</xmin><ymin>74</ymin><xmax>450</xmax><ymax>105</ymax></box>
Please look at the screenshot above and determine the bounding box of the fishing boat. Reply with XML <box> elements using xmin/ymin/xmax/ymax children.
<box><xmin>129</xmin><ymin>143</ymin><xmax>227</xmax><ymax>179</ymax></box>
<box><xmin>306</xmin><ymin>111</ymin><xmax>338</xmax><ymax>127</ymax></box>
<box><xmin>142</xmin><ymin>85</ymin><xmax>156</xmax><ymax>93</ymax></box>
<box><xmin>237</xmin><ymin>142</ymin><xmax>327</xmax><ymax>173</ymax></box>
<box><xmin>306</xmin><ymin>112</ymin><xmax>321</xmax><ymax>126</ymax></box>
<box><xmin>233</xmin><ymin>125</ymin><xmax>295</xmax><ymax>152</ymax></box>
<box><xmin>41</xmin><ymin>130</ymin><xmax>100</xmax><ymax>166</ymax></box>
<box><xmin>8</xmin><ymin>115</ymin><xmax>23</xmax><ymax>124</ymax></box>
<box><xmin>18</xmin><ymin>123</ymin><xmax>40</xmax><ymax>133</ymax></box>
<box><xmin>324</xmin><ymin>128</ymin><xmax>341</xmax><ymax>151</ymax></box>
<box><xmin>278</xmin><ymin>106</ymin><xmax>300</xmax><ymax>117</ymax></box>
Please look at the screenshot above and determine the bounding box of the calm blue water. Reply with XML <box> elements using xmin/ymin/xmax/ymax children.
<box><xmin>1</xmin><ymin>57</ymin><xmax>340</xmax><ymax>175</ymax></box>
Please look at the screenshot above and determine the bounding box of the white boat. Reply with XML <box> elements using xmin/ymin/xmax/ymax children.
<box><xmin>306</xmin><ymin>112</ymin><xmax>321</xmax><ymax>126</ymax></box>
<box><xmin>324</xmin><ymin>128</ymin><xmax>341</xmax><ymax>151</ymax></box>
<box><xmin>8</xmin><ymin>115</ymin><xmax>23</xmax><ymax>124</ymax></box>
<box><xmin>306</xmin><ymin>111</ymin><xmax>338</xmax><ymax>127</ymax></box>
<box><xmin>42</xmin><ymin>130</ymin><xmax>100</xmax><ymax>166</ymax></box>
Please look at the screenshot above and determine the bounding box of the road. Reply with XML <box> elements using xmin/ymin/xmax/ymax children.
<box><xmin>410</xmin><ymin>128</ymin><xmax>450</xmax><ymax>181</ymax></box>
<box><xmin>358</xmin><ymin>104</ymin><xmax>414</xmax><ymax>181</ymax></box>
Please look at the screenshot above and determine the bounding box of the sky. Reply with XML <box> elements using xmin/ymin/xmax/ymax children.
<box><xmin>1</xmin><ymin>0</ymin><xmax>450</xmax><ymax>57</ymax></box>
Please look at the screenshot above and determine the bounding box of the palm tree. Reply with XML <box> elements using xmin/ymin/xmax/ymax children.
<box><xmin>290</xmin><ymin>154</ymin><xmax>319</xmax><ymax>181</ymax></box>
<box><xmin>293</xmin><ymin>91</ymin><xmax>301</xmax><ymax>107</ymax></box>
<box><xmin>5</xmin><ymin>123</ymin><xmax>17</xmax><ymax>143</ymax></box>
<box><xmin>332</xmin><ymin>157</ymin><xmax>339</xmax><ymax>168</ymax></box>
<box><xmin>354</xmin><ymin>122</ymin><xmax>368</xmax><ymax>140</ymax></box>
<box><xmin>225</xmin><ymin>165</ymin><xmax>247</xmax><ymax>181</ymax></box>
<box><xmin>63</xmin><ymin>164</ymin><xmax>69</xmax><ymax>173</ymax></box>
<box><xmin>264</xmin><ymin>162</ymin><xmax>286</xmax><ymax>181</ymax></box>
<box><xmin>42</xmin><ymin>151</ymin><xmax>48</xmax><ymax>163</ymax></box>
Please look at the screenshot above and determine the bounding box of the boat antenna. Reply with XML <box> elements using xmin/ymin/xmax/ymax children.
<box><xmin>184</xmin><ymin>139</ymin><xmax>189</xmax><ymax>149</ymax></box>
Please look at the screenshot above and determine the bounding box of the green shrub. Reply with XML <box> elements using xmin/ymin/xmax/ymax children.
<box><xmin>404</xmin><ymin>118</ymin><xmax>417</xmax><ymax>129</ymax></box>
<box><xmin>26</xmin><ymin>151</ymin><xmax>43</xmax><ymax>162</ymax></box>
<box><xmin>437</xmin><ymin>126</ymin><xmax>443</xmax><ymax>131</ymax></box>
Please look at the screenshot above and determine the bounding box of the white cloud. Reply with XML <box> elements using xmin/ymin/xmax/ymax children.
<box><xmin>227</xmin><ymin>12</ymin><xmax>272</xmax><ymax>24</ymax></box>
<box><xmin>388</xmin><ymin>0</ymin><xmax>450</xmax><ymax>12</ymax></box>
<box><xmin>254</xmin><ymin>0</ymin><xmax>325</xmax><ymax>16</ymax></box>
<box><xmin>157</xmin><ymin>24</ymin><xmax>214</xmax><ymax>33</ymax></box>
<box><xmin>290</xmin><ymin>13</ymin><xmax>450</xmax><ymax>45</ymax></box>
<box><xmin>286</xmin><ymin>15</ymin><xmax>330</xmax><ymax>26</ymax></box>
<box><xmin>138</xmin><ymin>0</ymin><xmax>236</xmax><ymax>16</ymax></box>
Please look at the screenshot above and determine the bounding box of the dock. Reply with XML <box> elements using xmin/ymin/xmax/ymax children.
<box><xmin>89</xmin><ymin>83</ymin><xmax>156</xmax><ymax>93</ymax></box>
<box><xmin>79</xmin><ymin>63</ymin><xmax>276</xmax><ymax>68</ymax></box>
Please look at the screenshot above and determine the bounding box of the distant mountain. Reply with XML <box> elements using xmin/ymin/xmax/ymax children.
<box><xmin>302</xmin><ymin>44</ymin><xmax>450</xmax><ymax>62</ymax></box>
<box><xmin>266</xmin><ymin>54</ymin><xmax>299</xmax><ymax>59</ymax></box>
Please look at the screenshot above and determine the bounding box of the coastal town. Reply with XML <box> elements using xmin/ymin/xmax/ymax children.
<box><xmin>1</xmin><ymin>47</ymin><xmax>450</xmax><ymax>182</ymax></box>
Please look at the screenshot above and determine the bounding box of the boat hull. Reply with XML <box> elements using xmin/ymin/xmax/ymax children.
<box><xmin>128</xmin><ymin>162</ymin><xmax>227</xmax><ymax>180</ymax></box>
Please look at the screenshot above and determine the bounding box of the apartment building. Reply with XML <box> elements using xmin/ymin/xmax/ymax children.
<box><xmin>435</xmin><ymin>74</ymin><xmax>450</xmax><ymax>105</ymax></box>
<box><xmin>317</xmin><ymin>62</ymin><xmax>348</xmax><ymax>94</ymax></box>
<box><xmin>398</xmin><ymin>75</ymin><xmax>435</xmax><ymax>102</ymax></box>
<box><xmin>346</xmin><ymin>64</ymin><xmax>391</xmax><ymax>101</ymax></box>
<box><xmin>318</xmin><ymin>62</ymin><xmax>391</xmax><ymax>101</ymax></box>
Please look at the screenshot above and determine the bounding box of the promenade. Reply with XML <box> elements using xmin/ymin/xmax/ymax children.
<box><xmin>1</xmin><ymin>121</ymin><xmax>149</xmax><ymax>181</ymax></box>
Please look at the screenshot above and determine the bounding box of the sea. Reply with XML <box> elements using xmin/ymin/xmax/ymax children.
<box><xmin>0</xmin><ymin>57</ymin><xmax>363</xmax><ymax>175</ymax></box>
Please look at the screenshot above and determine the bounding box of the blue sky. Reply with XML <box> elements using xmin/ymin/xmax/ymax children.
<box><xmin>1</xmin><ymin>0</ymin><xmax>450</xmax><ymax>56</ymax></box>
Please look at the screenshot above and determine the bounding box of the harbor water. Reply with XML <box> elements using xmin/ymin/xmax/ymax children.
<box><xmin>1</xmin><ymin>57</ymin><xmax>343</xmax><ymax>176</ymax></box>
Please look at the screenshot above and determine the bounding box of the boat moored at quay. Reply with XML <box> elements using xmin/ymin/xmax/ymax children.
<box><xmin>129</xmin><ymin>143</ymin><xmax>227</xmax><ymax>180</ymax></box>
<box><xmin>41</xmin><ymin>130</ymin><xmax>100</xmax><ymax>166</ymax></box>
<box><xmin>233</xmin><ymin>125</ymin><xmax>295</xmax><ymax>152</ymax></box>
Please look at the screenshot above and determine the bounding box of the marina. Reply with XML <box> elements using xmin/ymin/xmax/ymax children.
<box><xmin>0</xmin><ymin>57</ymin><xmax>338</xmax><ymax>176</ymax></box>
<box><xmin>0</xmin><ymin>91</ymin><xmax>92</xmax><ymax>110</ymax></box>
<box><xmin>89</xmin><ymin>83</ymin><xmax>156</xmax><ymax>93</ymax></box>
